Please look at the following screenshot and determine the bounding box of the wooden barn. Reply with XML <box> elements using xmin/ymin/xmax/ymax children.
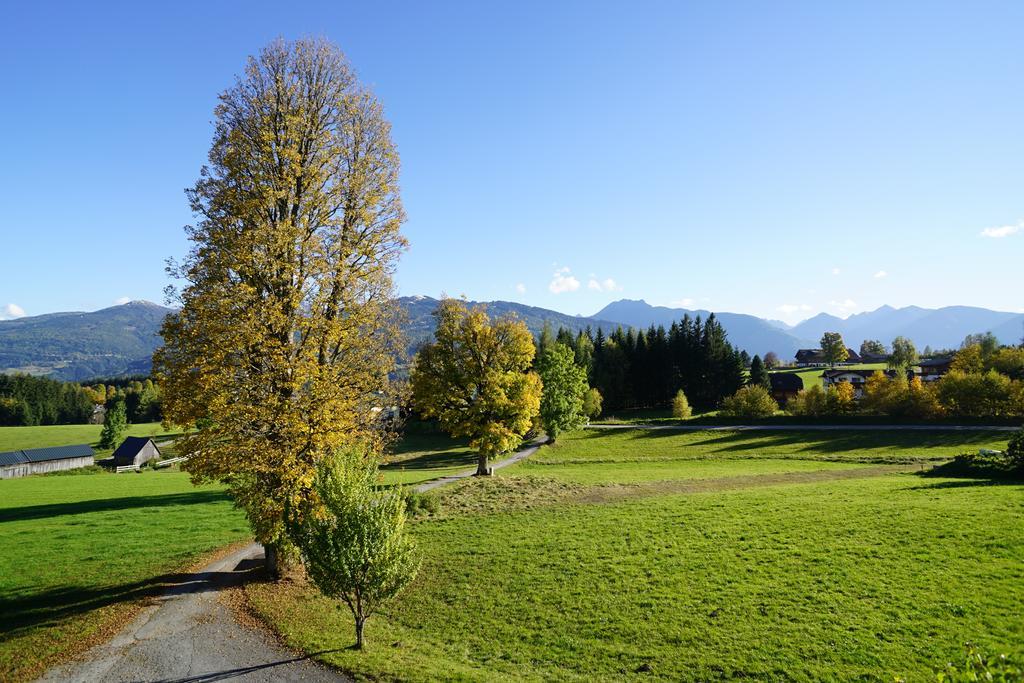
<box><xmin>769</xmin><ymin>373</ymin><xmax>804</xmax><ymax>406</ymax></box>
<box><xmin>0</xmin><ymin>444</ymin><xmax>95</xmax><ymax>479</ymax></box>
<box><xmin>111</xmin><ymin>437</ymin><xmax>162</xmax><ymax>468</ymax></box>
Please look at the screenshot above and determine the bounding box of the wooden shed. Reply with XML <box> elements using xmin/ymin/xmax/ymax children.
<box><xmin>0</xmin><ymin>444</ymin><xmax>95</xmax><ymax>479</ymax></box>
<box><xmin>111</xmin><ymin>437</ymin><xmax>162</xmax><ymax>468</ymax></box>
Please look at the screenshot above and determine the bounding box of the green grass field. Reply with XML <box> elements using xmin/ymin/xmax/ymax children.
<box><xmin>244</xmin><ymin>428</ymin><xmax>1023</xmax><ymax>682</ymax></box>
<box><xmin>0</xmin><ymin>470</ymin><xmax>248</xmax><ymax>681</ymax></box>
<box><xmin>770</xmin><ymin>362</ymin><xmax>887</xmax><ymax>390</ymax></box>
<box><xmin>0</xmin><ymin>422</ymin><xmax>178</xmax><ymax>457</ymax></box>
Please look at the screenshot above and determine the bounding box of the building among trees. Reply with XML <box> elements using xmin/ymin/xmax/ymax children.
<box><xmin>0</xmin><ymin>444</ymin><xmax>94</xmax><ymax>478</ymax></box>
<box><xmin>110</xmin><ymin>437</ymin><xmax>162</xmax><ymax>468</ymax></box>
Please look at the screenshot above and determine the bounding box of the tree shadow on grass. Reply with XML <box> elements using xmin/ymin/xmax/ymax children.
<box><xmin>628</xmin><ymin>427</ymin><xmax>1004</xmax><ymax>457</ymax></box>
<box><xmin>0</xmin><ymin>553</ymin><xmax>265</xmax><ymax>642</ymax></box>
<box><xmin>381</xmin><ymin>449</ymin><xmax>476</xmax><ymax>472</ymax></box>
<box><xmin>0</xmin><ymin>490</ymin><xmax>232</xmax><ymax>524</ymax></box>
<box><xmin>904</xmin><ymin>461</ymin><xmax>1024</xmax><ymax>490</ymax></box>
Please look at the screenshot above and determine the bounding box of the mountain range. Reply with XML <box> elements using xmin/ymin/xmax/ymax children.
<box><xmin>1</xmin><ymin>298</ymin><xmax>1021</xmax><ymax>381</ymax></box>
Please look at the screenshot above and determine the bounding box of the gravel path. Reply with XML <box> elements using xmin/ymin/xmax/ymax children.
<box><xmin>37</xmin><ymin>437</ymin><xmax>545</xmax><ymax>682</ymax></box>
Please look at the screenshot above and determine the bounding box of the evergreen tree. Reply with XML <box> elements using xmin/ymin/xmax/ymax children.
<box><xmin>748</xmin><ymin>355</ymin><xmax>770</xmax><ymax>389</ymax></box>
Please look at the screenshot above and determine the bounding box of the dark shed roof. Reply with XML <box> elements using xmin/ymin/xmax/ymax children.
<box><xmin>0</xmin><ymin>444</ymin><xmax>94</xmax><ymax>467</ymax></box>
<box><xmin>112</xmin><ymin>437</ymin><xmax>159</xmax><ymax>459</ymax></box>
<box><xmin>769</xmin><ymin>373</ymin><xmax>804</xmax><ymax>392</ymax></box>
<box><xmin>918</xmin><ymin>357</ymin><xmax>953</xmax><ymax>368</ymax></box>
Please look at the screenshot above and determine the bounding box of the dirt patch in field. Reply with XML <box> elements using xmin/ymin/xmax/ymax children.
<box><xmin>577</xmin><ymin>464</ymin><xmax>921</xmax><ymax>503</ymax></box>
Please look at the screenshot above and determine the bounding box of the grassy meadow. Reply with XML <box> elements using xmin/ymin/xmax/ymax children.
<box><xmin>0</xmin><ymin>422</ymin><xmax>178</xmax><ymax>457</ymax></box>
<box><xmin>245</xmin><ymin>427</ymin><xmax>1023</xmax><ymax>682</ymax></box>
<box><xmin>0</xmin><ymin>469</ymin><xmax>248</xmax><ymax>682</ymax></box>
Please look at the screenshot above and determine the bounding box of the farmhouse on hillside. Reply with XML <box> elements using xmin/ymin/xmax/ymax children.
<box><xmin>795</xmin><ymin>348</ymin><xmax>862</xmax><ymax>367</ymax></box>
<box><xmin>111</xmin><ymin>437</ymin><xmax>162</xmax><ymax>468</ymax></box>
<box><xmin>821</xmin><ymin>368</ymin><xmax>909</xmax><ymax>398</ymax></box>
<box><xmin>769</xmin><ymin>373</ymin><xmax>804</xmax><ymax>406</ymax></box>
<box><xmin>917</xmin><ymin>357</ymin><xmax>954</xmax><ymax>382</ymax></box>
<box><xmin>0</xmin><ymin>444</ymin><xmax>95</xmax><ymax>479</ymax></box>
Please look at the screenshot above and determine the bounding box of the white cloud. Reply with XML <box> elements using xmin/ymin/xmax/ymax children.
<box><xmin>671</xmin><ymin>297</ymin><xmax>695</xmax><ymax>307</ymax></box>
<box><xmin>0</xmin><ymin>303</ymin><xmax>26</xmax><ymax>320</ymax></box>
<box><xmin>831</xmin><ymin>267</ymin><xmax>841</xmax><ymax>276</ymax></box>
<box><xmin>548</xmin><ymin>267</ymin><xmax>580</xmax><ymax>294</ymax></box>
<box><xmin>873</xmin><ymin>270</ymin><xmax>887</xmax><ymax>279</ymax></box>
<box><xmin>829</xmin><ymin>298</ymin><xmax>858</xmax><ymax>314</ymax></box>
<box><xmin>980</xmin><ymin>221</ymin><xmax>1022</xmax><ymax>238</ymax></box>
<box><xmin>115</xmin><ymin>296</ymin><xmax>132</xmax><ymax>305</ymax></box>
<box><xmin>587</xmin><ymin>277</ymin><xmax>622</xmax><ymax>293</ymax></box>
<box><xmin>777</xmin><ymin>303</ymin><xmax>812</xmax><ymax>314</ymax></box>
<box><xmin>514</xmin><ymin>283</ymin><xmax>526</xmax><ymax>294</ymax></box>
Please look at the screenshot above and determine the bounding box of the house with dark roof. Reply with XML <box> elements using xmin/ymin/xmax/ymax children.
<box><xmin>769</xmin><ymin>373</ymin><xmax>804</xmax><ymax>406</ymax></box>
<box><xmin>0</xmin><ymin>444</ymin><xmax>95</xmax><ymax>479</ymax></box>
<box><xmin>917</xmin><ymin>357</ymin><xmax>953</xmax><ymax>382</ymax></box>
<box><xmin>821</xmin><ymin>368</ymin><xmax>910</xmax><ymax>398</ymax></box>
<box><xmin>795</xmin><ymin>348</ymin><xmax>862</xmax><ymax>367</ymax></box>
<box><xmin>111</xmin><ymin>437</ymin><xmax>162</xmax><ymax>468</ymax></box>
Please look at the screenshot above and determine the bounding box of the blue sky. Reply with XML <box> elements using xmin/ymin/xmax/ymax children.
<box><xmin>2</xmin><ymin>1</ymin><xmax>1022</xmax><ymax>324</ymax></box>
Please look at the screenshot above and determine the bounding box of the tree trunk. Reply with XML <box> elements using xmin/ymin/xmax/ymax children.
<box><xmin>354</xmin><ymin>615</ymin><xmax>365</xmax><ymax>650</ymax></box>
<box><xmin>264</xmin><ymin>542</ymin><xmax>282</xmax><ymax>579</ymax></box>
<box><xmin>475</xmin><ymin>452</ymin><xmax>491</xmax><ymax>476</ymax></box>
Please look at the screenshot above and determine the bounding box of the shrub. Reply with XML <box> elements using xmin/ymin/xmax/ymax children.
<box><xmin>719</xmin><ymin>385</ymin><xmax>777</xmax><ymax>418</ymax></box>
<box><xmin>582</xmin><ymin>387</ymin><xmax>603</xmax><ymax>420</ymax></box>
<box><xmin>788</xmin><ymin>385</ymin><xmax>827</xmax><ymax>417</ymax></box>
<box><xmin>671</xmin><ymin>389</ymin><xmax>692</xmax><ymax>419</ymax></box>
<box><xmin>292</xmin><ymin>450</ymin><xmax>419</xmax><ymax>650</ymax></box>
<box><xmin>404</xmin><ymin>490</ymin><xmax>440</xmax><ymax>517</ymax></box>
<box><xmin>936</xmin><ymin>370</ymin><xmax>1014</xmax><ymax>417</ymax></box>
<box><xmin>1007</xmin><ymin>428</ymin><xmax>1024</xmax><ymax>471</ymax></box>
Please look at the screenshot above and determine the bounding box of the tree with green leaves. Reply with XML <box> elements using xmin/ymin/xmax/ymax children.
<box><xmin>98</xmin><ymin>397</ymin><xmax>127</xmax><ymax>449</ymax></box>
<box><xmin>888</xmin><ymin>336</ymin><xmax>918</xmax><ymax>372</ymax></box>
<box><xmin>763</xmin><ymin>351</ymin><xmax>780</xmax><ymax>369</ymax></box>
<box><xmin>820</xmin><ymin>332</ymin><xmax>849</xmax><ymax>366</ymax></box>
<box><xmin>671</xmin><ymin>389</ymin><xmax>692</xmax><ymax>419</ymax></box>
<box><xmin>860</xmin><ymin>339</ymin><xmax>886</xmax><ymax>356</ymax></box>
<box><xmin>411</xmin><ymin>299</ymin><xmax>541</xmax><ymax>475</ymax></box>
<box><xmin>537</xmin><ymin>343</ymin><xmax>589</xmax><ymax>442</ymax></box>
<box><xmin>582</xmin><ymin>387</ymin><xmax>603</xmax><ymax>419</ymax></box>
<box><xmin>748</xmin><ymin>355</ymin><xmax>770</xmax><ymax>389</ymax></box>
<box><xmin>719</xmin><ymin>385</ymin><xmax>777</xmax><ymax>418</ymax></box>
<box><xmin>292</xmin><ymin>450</ymin><xmax>419</xmax><ymax>650</ymax></box>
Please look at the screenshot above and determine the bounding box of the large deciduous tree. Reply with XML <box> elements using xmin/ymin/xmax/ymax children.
<box><xmin>411</xmin><ymin>299</ymin><xmax>542</xmax><ymax>475</ymax></box>
<box><xmin>154</xmin><ymin>38</ymin><xmax>406</xmax><ymax>574</ymax></box>
<box><xmin>820</xmin><ymin>332</ymin><xmax>849</xmax><ymax>366</ymax></box>
<box><xmin>537</xmin><ymin>343</ymin><xmax>589</xmax><ymax>443</ymax></box>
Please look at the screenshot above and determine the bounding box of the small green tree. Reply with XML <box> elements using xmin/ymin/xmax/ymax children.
<box><xmin>888</xmin><ymin>336</ymin><xmax>918</xmax><ymax>372</ymax></box>
<box><xmin>820</xmin><ymin>332</ymin><xmax>849</xmax><ymax>366</ymax></box>
<box><xmin>748</xmin><ymin>355</ymin><xmax>770</xmax><ymax>389</ymax></box>
<box><xmin>293</xmin><ymin>450</ymin><xmax>419</xmax><ymax>650</ymax></box>
<box><xmin>671</xmin><ymin>389</ymin><xmax>692</xmax><ymax>419</ymax></box>
<box><xmin>537</xmin><ymin>343</ymin><xmax>589</xmax><ymax>442</ymax></box>
<box><xmin>582</xmin><ymin>387</ymin><xmax>603</xmax><ymax>420</ymax></box>
<box><xmin>98</xmin><ymin>397</ymin><xmax>127</xmax><ymax>449</ymax></box>
<box><xmin>1007</xmin><ymin>428</ymin><xmax>1024</xmax><ymax>471</ymax></box>
<box><xmin>719</xmin><ymin>385</ymin><xmax>777</xmax><ymax>418</ymax></box>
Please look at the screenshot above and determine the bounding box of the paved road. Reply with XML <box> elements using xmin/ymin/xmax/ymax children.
<box><xmin>589</xmin><ymin>423</ymin><xmax>1018</xmax><ymax>432</ymax></box>
<box><xmin>38</xmin><ymin>438</ymin><xmax>544</xmax><ymax>683</ymax></box>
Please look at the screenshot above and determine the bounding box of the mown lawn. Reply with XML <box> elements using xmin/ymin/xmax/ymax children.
<box><xmin>527</xmin><ymin>428</ymin><xmax>1008</xmax><ymax>465</ymax></box>
<box><xmin>0</xmin><ymin>422</ymin><xmax>179</xmax><ymax>457</ymax></box>
<box><xmin>0</xmin><ymin>470</ymin><xmax>248</xmax><ymax>682</ymax></box>
<box><xmin>381</xmin><ymin>432</ymin><xmax>478</xmax><ymax>485</ymax></box>
<box><xmin>245</xmin><ymin>428</ymin><xmax>1023</xmax><ymax>682</ymax></box>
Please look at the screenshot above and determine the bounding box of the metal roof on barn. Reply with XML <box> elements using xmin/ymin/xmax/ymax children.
<box><xmin>0</xmin><ymin>444</ymin><xmax>94</xmax><ymax>466</ymax></box>
<box><xmin>112</xmin><ymin>436</ymin><xmax>159</xmax><ymax>459</ymax></box>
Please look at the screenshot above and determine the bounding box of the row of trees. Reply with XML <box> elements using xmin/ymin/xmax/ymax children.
<box><xmin>535</xmin><ymin>314</ymin><xmax>745</xmax><ymax>413</ymax></box>
<box><xmin>0</xmin><ymin>374</ymin><xmax>94</xmax><ymax>426</ymax></box>
<box><xmin>0</xmin><ymin>373</ymin><xmax>163</xmax><ymax>427</ymax></box>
